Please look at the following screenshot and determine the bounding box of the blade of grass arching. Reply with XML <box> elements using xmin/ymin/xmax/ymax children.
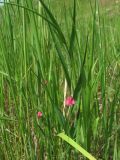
<box><xmin>49</xmin><ymin>26</ymin><xmax>71</xmax><ymax>89</ymax></box>
<box><xmin>69</xmin><ymin>0</ymin><xmax>76</xmax><ymax>59</ymax></box>
<box><xmin>58</xmin><ymin>132</ymin><xmax>96</xmax><ymax>160</ymax></box>
<box><xmin>2</xmin><ymin>1</ymin><xmax>71</xmax><ymax>73</ymax></box>
<box><xmin>73</xmin><ymin>34</ymin><xmax>88</xmax><ymax>99</ymax></box>
<box><xmin>2</xmin><ymin>1</ymin><xmax>63</xmax><ymax>79</ymax></box>
<box><xmin>38</xmin><ymin>0</ymin><xmax>69</xmax><ymax>53</ymax></box>
<box><xmin>3</xmin><ymin>1</ymin><xmax>57</xmax><ymax>29</ymax></box>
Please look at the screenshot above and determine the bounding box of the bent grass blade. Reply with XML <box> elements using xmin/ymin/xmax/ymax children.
<box><xmin>58</xmin><ymin>132</ymin><xmax>96</xmax><ymax>160</ymax></box>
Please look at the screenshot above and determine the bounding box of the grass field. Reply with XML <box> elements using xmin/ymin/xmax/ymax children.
<box><xmin>0</xmin><ymin>0</ymin><xmax>120</xmax><ymax>159</ymax></box>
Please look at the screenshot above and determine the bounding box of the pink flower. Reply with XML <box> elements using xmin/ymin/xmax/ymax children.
<box><xmin>65</xmin><ymin>96</ymin><xmax>75</xmax><ymax>106</ymax></box>
<box><xmin>37</xmin><ymin>112</ymin><xmax>42</xmax><ymax>118</ymax></box>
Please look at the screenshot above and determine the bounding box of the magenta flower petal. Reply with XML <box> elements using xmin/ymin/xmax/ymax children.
<box><xmin>37</xmin><ymin>111</ymin><xmax>42</xmax><ymax>118</ymax></box>
<box><xmin>65</xmin><ymin>96</ymin><xmax>75</xmax><ymax>106</ymax></box>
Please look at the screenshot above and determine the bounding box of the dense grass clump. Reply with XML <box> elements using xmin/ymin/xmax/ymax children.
<box><xmin>0</xmin><ymin>0</ymin><xmax>120</xmax><ymax>159</ymax></box>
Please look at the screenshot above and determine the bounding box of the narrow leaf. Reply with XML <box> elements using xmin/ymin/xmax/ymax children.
<box><xmin>58</xmin><ymin>132</ymin><xmax>96</xmax><ymax>160</ymax></box>
<box><xmin>69</xmin><ymin>0</ymin><xmax>76</xmax><ymax>58</ymax></box>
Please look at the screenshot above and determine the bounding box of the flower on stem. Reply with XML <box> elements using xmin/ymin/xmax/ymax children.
<box><xmin>37</xmin><ymin>111</ymin><xmax>42</xmax><ymax>118</ymax></box>
<box><xmin>65</xmin><ymin>96</ymin><xmax>75</xmax><ymax>106</ymax></box>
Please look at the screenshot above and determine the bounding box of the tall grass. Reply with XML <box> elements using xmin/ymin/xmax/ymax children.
<box><xmin>0</xmin><ymin>0</ymin><xmax>120</xmax><ymax>159</ymax></box>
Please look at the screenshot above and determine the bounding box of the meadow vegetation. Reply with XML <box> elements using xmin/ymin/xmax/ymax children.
<box><xmin>0</xmin><ymin>0</ymin><xmax>120</xmax><ymax>159</ymax></box>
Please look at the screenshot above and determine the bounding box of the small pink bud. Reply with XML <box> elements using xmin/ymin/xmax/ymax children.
<box><xmin>65</xmin><ymin>96</ymin><xmax>75</xmax><ymax>106</ymax></box>
<box><xmin>37</xmin><ymin>112</ymin><xmax>42</xmax><ymax>118</ymax></box>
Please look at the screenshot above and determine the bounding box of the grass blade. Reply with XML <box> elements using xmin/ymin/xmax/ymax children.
<box><xmin>58</xmin><ymin>132</ymin><xmax>96</xmax><ymax>160</ymax></box>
